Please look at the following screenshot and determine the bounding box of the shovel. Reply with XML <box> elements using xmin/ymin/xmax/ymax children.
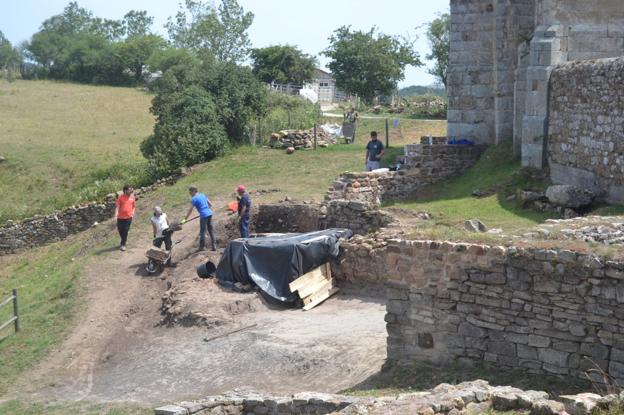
<box><xmin>169</xmin><ymin>215</ymin><xmax>200</xmax><ymax>232</ymax></box>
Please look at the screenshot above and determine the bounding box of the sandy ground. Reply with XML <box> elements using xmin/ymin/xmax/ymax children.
<box><xmin>8</xmin><ymin>203</ymin><xmax>387</xmax><ymax>405</ymax></box>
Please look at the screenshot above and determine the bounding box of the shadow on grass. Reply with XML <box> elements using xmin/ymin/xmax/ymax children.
<box><xmin>343</xmin><ymin>360</ymin><xmax>591</xmax><ymax>398</ymax></box>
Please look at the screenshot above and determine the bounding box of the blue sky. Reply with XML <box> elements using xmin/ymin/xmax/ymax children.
<box><xmin>1</xmin><ymin>0</ymin><xmax>449</xmax><ymax>87</ymax></box>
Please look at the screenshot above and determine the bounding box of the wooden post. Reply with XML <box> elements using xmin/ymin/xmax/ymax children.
<box><xmin>12</xmin><ymin>289</ymin><xmax>19</xmax><ymax>332</ymax></box>
<box><xmin>313</xmin><ymin>124</ymin><xmax>317</xmax><ymax>150</ymax></box>
<box><xmin>385</xmin><ymin>118</ymin><xmax>389</xmax><ymax>148</ymax></box>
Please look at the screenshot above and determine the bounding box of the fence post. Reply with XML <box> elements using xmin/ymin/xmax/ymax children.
<box><xmin>385</xmin><ymin>118</ymin><xmax>389</xmax><ymax>148</ymax></box>
<box><xmin>12</xmin><ymin>289</ymin><xmax>19</xmax><ymax>332</ymax></box>
<box><xmin>313</xmin><ymin>124</ymin><xmax>317</xmax><ymax>150</ymax></box>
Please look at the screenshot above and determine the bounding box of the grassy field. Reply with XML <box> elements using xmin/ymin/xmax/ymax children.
<box><xmin>0</xmin><ymin>80</ymin><xmax>154</xmax><ymax>224</ymax></box>
<box><xmin>0</xmin><ymin>86</ymin><xmax>446</xmax><ymax>409</ymax></box>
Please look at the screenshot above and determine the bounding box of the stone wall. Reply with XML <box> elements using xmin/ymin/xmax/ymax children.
<box><xmin>448</xmin><ymin>0</ymin><xmax>624</xmax><ymax>168</ymax></box>
<box><xmin>255</xmin><ymin>202</ymin><xmax>323</xmax><ymax>234</ymax></box>
<box><xmin>548</xmin><ymin>57</ymin><xmax>624</xmax><ymax>203</ymax></box>
<box><xmin>255</xmin><ymin>201</ymin><xmax>393</xmax><ymax>236</ymax></box>
<box><xmin>325</xmin><ymin>144</ymin><xmax>482</xmax><ymax>205</ymax></box>
<box><xmin>331</xmin><ymin>234</ymin><xmax>624</xmax><ymax>383</ymax></box>
<box><xmin>155</xmin><ymin>382</ymin><xmax>623</xmax><ymax>415</ymax></box>
<box><xmin>0</xmin><ymin>175</ymin><xmax>183</xmax><ymax>255</ymax></box>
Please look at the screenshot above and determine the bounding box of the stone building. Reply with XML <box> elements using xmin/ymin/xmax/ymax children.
<box><xmin>448</xmin><ymin>0</ymin><xmax>624</xmax><ymax>179</ymax></box>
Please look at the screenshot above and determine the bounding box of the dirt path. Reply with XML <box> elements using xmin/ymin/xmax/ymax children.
<box><xmin>8</xmin><ymin>201</ymin><xmax>387</xmax><ymax>405</ymax></box>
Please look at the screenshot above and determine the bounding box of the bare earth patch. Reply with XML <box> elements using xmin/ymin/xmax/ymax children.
<box><xmin>7</xmin><ymin>209</ymin><xmax>386</xmax><ymax>405</ymax></box>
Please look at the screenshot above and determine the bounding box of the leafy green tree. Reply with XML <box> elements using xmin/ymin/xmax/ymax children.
<box><xmin>166</xmin><ymin>0</ymin><xmax>253</xmax><ymax>63</ymax></box>
<box><xmin>323</xmin><ymin>26</ymin><xmax>422</xmax><ymax>104</ymax></box>
<box><xmin>202</xmin><ymin>61</ymin><xmax>268</xmax><ymax>143</ymax></box>
<box><xmin>141</xmin><ymin>85</ymin><xmax>229</xmax><ymax>175</ymax></box>
<box><xmin>251</xmin><ymin>45</ymin><xmax>317</xmax><ymax>85</ymax></box>
<box><xmin>147</xmin><ymin>47</ymin><xmax>199</xmax><ymax>75</ymax></box>
<box><xmin>116</xmin><ymin>34</ymin><xmax>167</xmax><ymax>82</ymax></box>
<box><xmin>0</xmin><ymin>31</ymin><xmax>20</xmax><ymax>72</ymax></box>
<box><xmin>425</xmin><ymin>13</ymin><xmax>450</xmax><ymax>88</ymax></box>
<box><xmin>123</xmin><ymin>10</ymin><xmax>154</xmax><ymax>38</ymax></box>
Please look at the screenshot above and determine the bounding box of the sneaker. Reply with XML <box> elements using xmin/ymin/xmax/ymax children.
<box><xmin>198</xmin><ymin>246</ymin><xmax>206</xmax><ymax>251</ymax></box>
<box><xmin>211</xmin><ymin>245</ymin><xmax>217</xmax><ymax>252</ymax></box>
<box><xmin>120</xmin><ymin>245</ymin><xmax>126</xmax><ymax>251</ymax></box>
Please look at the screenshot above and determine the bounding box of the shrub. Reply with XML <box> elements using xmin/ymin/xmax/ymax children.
<box><xmin>141</xmin><ymin>85</ymin><xmax>229</xmax><ymax>175</ymax></box>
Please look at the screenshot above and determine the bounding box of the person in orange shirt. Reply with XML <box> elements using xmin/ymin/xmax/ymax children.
<box><xmin>114</xmin><ymin>185</ymin><xmax>136</xmax><ymax>251</ymax></box>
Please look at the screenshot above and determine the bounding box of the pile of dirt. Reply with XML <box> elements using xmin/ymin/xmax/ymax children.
<box><xmin>269</xmin><ymin>128</ymin><xmax>335</xmax><ymax>150</ymax></box>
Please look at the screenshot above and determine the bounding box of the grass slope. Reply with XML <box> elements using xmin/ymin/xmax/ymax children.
<box><xmin>0</xmin><ymin>80</ymin><xmax>154</xmax><ymax>224</ymax></box>
<box><xmin>389</xmin><ymin>142</ymin><xmax>555</xmax><ymax>242</ymax></box>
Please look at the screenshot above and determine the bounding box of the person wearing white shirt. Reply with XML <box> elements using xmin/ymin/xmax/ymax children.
<box><xmin>151</xmin><ymin>206</ymin><xmax>172</xmax><ymax>251</ymax></box>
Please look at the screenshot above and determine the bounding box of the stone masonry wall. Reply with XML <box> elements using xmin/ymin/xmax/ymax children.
<box><xmin>325</xmin><ymin>144</ymin><xmax>482</xmax><ymax>205</ymax></box>
<box><xmin>332</xmin><ymin>235</ymin><xmax>624</xmax><ymax>383</ymax></box>
<box><xmin>548</xmin><ymin>57</ymin><xmax>624</xmax><ymax>203</ymax></box>
<box><xmin>0</xmin><ymin>175</ymin><xmax>183</xmax><ymax>255</ymax></box>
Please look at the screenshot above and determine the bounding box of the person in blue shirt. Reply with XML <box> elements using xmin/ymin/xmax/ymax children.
<box><xmin>365</xmin><ymin>131</ymin><xmax>385</xmax><ymax>171</ymax></box>
<box><xmin>236</xmin><ymin>185</ymin><xmax>252</xmax><ymax>238</ymax></box>
<box><xmin>184</xmin><ymin>186</ymin><xmax>216</xmax><ymax>251</ymax></box>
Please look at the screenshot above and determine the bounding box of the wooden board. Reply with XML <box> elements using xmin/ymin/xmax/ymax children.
<box><xmin>302</xmin><ymin>287</ymin><xmax>340</xmax><ymax>311</ymax></box>
<box><xmin>299</xmin><ymin>279</ymin><xmax>333</xmax><ymax>300</ymax></box>
<box><xmin>288</xmin><ymin>263</ymin><xmax>331</xmax><ymax>293</ymax></box>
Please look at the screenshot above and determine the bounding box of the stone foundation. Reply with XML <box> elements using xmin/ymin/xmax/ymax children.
<box><xmin>325</xmin><ymin>144</ymin><xmax>482</xmax><ymax>205</ymax></box>
<box><xmin>155</xmin><ymin>382</ymin><xmax>624</xmax><ymax>414</ymax></box>
<box><xmin>330</xmin><ymin>234</ymin><xmax>624</xmax><ymax>383</ymax></box>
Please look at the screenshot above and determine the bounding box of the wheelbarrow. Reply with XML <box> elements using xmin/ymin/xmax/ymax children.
<box><xmin>144</xmin><ymin>216</ymin><xmax>199</xmax><ymax>274</ymax></box>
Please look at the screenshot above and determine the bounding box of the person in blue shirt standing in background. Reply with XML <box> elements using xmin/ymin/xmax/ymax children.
<box><xmin>183</xmin><ymin>186</ymin><xmax>217</xmax><ymax>251</ymax></box>
<box><xmin>236</xmin><ymin>185</ymin><xmax>252</xmax><ymax>238</ymax></box>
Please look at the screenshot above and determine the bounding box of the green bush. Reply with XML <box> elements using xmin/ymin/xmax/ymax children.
<box><xmin>141</xmin><ymin>85</ymin><xmax>229</xmax><ymax>175</ymax></box>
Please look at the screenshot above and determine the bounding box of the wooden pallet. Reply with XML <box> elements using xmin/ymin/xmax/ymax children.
<box><xmin>288</xmin><ymin>262</ymin><xmax>339</xmax><ymax>310</ymax></box>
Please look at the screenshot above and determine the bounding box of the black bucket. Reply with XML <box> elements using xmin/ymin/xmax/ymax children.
<box><xmin>196</xmin><ymin>261</ymin><xmax>216</xmax><ymax>278</ymax></box>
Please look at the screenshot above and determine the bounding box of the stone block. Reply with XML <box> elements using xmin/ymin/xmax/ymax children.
<box><xmin>154</xmin><ymin>406</ymin><xmax>189</xmax><ymax>415</ymax></box>
<box><xmin>538</xmin><ymin>348</ymin><xmax>569</xmax><ymax>367</ymax></box>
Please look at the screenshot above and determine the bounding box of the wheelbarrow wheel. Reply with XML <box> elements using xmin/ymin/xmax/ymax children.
<box><xmin>146</xmin><ymin>258</ymin><xmax>159</xmax><ymax>274</ymax></box>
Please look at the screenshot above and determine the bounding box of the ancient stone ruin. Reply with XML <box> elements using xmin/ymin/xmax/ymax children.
<box><xmin>448</xmin><ymin>0</ymin><xmax>624</xmax><ymax>198</ymax></box>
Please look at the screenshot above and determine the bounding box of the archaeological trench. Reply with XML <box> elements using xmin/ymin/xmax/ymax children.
<box><xmin>154</xmin><ymin>139</ymin><xmax>624</xmax><ymax>415</ymax></box>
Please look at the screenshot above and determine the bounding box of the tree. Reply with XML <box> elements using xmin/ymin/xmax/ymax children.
<box><xmin>202</xmin><ymin>61</ymin><xmax>268</xmax><ymax>143</ymax></box>
<box><xmin>116</xmin><ymin>34</ymin><xmax>167</xmax><ymax>82</ymax></box>
<box><xmin>425</xmin><ymin>13</ymin><xmax>450</xmax><ymax>88</ymax></box>
<box><xmin>166</xmin><ymin>0</ymin><xmax>253</xmax><ymax>63</ymax></box>
<box><xmin>323</xmin><ymin>26</ymin><xmax>422</xmax><ymax>104</ymax></box>
<box><xmin>123</xmin><ymin>10</ymin><xmax>154</xmax><ymax>38</ymax></box>
<box><xmin>141</xmin><ymin>85</ymin><xmax>229</xmax><ymax>175</ymax></box>
<box><xmin>0</xmin><ymin>31</ymin><xmax>20</xmax><ymax>72</ymax></box>
<box><xmin>251</xmin><ymin>45</ymin><xmax>317</xmax><ymax>85</ymax></box>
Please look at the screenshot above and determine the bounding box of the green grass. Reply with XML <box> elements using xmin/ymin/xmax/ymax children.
<box><xmin>387</xmin><ymin>142</ymin><xmax>556</xmax><ymax>241</ymax></box>
<box><xmin>0</xmin><ymin>80</ymin><xmax>154</xmax><ymax>224</ymax></box>
<box><xmin>0</xmin><ymin>400</ymin><xmax>150</xmax><ymax>415</ymax></box>
<box><xmin>0</xmin><ymin>233</ymin><xmax>97</xmax><ymax>395</ymax></box>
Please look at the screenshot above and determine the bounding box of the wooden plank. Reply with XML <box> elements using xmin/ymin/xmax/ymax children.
<box><xmin>289</xmin><ymin>265</ymin><xmax>328</xmax><ymax>293</ymax></box>
<box><xmin>302</xmin><ymin>280</ymin><xmax>334</xmax><ymax>305</ymax></box>
<box><xmin>299</xmin><ymin>278</ymin><xmax>332</xmax><ymax>300</ymax></box>
<box><xmin>303</xmin><ymin>287</ymin><xmax>339</xmax><ymax>311</ymax></box>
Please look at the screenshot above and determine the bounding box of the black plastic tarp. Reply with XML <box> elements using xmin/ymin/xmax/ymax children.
<box><xmin>215</xmin><ymin>229</ymin><xmax>352</xmax><ymax>303</ymax></box>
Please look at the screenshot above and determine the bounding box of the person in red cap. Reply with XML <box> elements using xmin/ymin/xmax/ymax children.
<box><xmin>236</xmin><ymin>185</ymin><xmax>252</xmax><ymax>238</ymax></box>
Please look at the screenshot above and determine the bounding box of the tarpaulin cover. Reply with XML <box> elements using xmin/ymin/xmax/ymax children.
<box><xmin>215</xmin><ymin>229</ymin><xmax>352</xmax><ymax>303</ymax></box>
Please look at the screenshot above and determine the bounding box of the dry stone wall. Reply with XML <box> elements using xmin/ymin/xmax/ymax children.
<box><xmin>548</xmin><ymin>57</ymin><xmax>624</xmax><ymax>203</ymax></box>
<box><xmin>325</xmin><ymin>144</ymin><xmax>482</xmax><ymax>205</ymax></box>
<box><xmin>0</xmin><ymin>175</ymin><xmax>183</xmax><ymax>255</ymax></box>
<box><xmin>332</xmin><ymin>235</ymin><xmax>624</xmax><ymax>383</ymax></box>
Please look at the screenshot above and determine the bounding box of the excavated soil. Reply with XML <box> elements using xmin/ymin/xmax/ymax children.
<box><xmin>8</xmin><ymin>200</ymin><xmax>387</xmax><ymax>405</ymax></box>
